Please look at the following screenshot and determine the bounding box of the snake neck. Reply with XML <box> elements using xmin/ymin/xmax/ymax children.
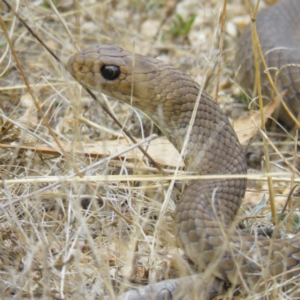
<box><xmin>127</xmin><ymin>73</ymin><xmax>247</xmax><ymax>177</ymax></box>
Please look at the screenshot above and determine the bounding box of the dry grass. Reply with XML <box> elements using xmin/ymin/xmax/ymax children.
<box><xmin>0</xmin><ymin>0</ymin><xmax>299</xmax><ymax>299</ymax></box>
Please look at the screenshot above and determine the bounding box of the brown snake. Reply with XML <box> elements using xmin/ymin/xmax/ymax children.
<box><xmin>67</xmin><ymin>0</ymin><xmax>300</xmax><ymax>292</ymax></box>
<box><xmin>236</xmin><ymin>0</ymin><xmax>300</xmax><ymax>128</ymax></box>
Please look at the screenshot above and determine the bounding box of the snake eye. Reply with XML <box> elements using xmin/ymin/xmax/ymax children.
<box><xmin>101</xmin><ymin>65</ymin><xmax>120</xmax><ymax>80</ymax></box>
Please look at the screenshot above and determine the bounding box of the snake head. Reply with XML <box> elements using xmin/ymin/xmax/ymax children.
<box><xmin>67</xmin><ymin>45</ymin><xmax>164</xmax><ymax>107</ymax></box>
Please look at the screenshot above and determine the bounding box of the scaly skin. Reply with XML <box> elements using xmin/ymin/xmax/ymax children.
<box><xmin>235</xmin><ymin>0</ymin><xmax>300</xmax><ymax>127</ymax></box>
<box><xmin>67</xmin><ymin>45</ymin><xmax>300</xmax><ymax>293</ymax></box>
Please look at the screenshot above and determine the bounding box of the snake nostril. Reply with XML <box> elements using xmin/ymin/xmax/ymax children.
<box><xmin>101</xmin><ymin>65</ymin><xmax>120</xmax><ymax>80</ymax></box>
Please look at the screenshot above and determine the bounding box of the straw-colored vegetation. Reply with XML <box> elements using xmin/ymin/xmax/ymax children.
<box><xmin>0</xmin><ymin>0</ymin><xmax>299</xmax><ymax>299</ymax></box>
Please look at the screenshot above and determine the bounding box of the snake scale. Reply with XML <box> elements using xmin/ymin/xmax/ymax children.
<box><xmin>236</xmin><ymin>0</ymin><xmax>300</xmax><ymax>128</ymax></box>
<box><xmin>67</xmin><ymin>0</ymin><xmax>300</xmax><ymax>293</ymax></box>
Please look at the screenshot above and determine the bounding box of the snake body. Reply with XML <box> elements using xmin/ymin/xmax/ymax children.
<box><xmin>236</xmin><ymin>0</ymin><xmax>300</xmax><ymax>127</ymax></box>
<box><xmin>67</xmin><ymin>0</ymin><xmax>300</xmax><ymax>291</ymax></box>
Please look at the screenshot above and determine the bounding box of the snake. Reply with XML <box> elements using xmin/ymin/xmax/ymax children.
<box><xmin>67</xmin><ymin>0</ymin><xmax>300</xmax><ymax>293</ymax></box>
<box><xmin>235</xmin><ymin>0</ymin><xmax>300</xmax><ymax>128</ymax></box>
